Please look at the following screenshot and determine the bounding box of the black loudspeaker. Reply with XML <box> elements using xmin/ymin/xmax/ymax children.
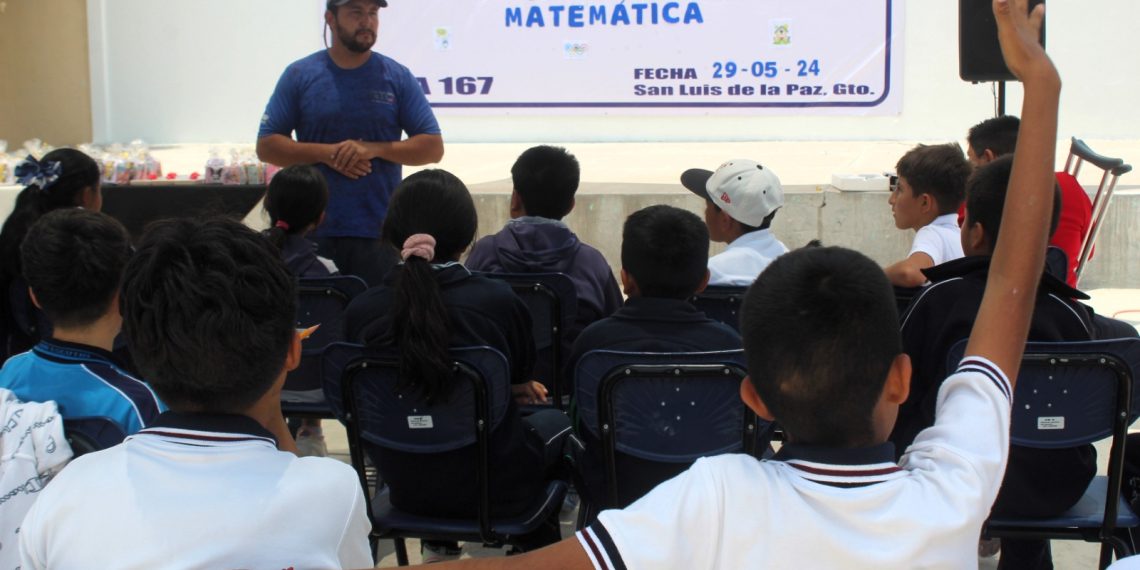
<box><xmin>959</xmin><ymin>0</ymin><xmax>1046</xmax><ymax>82</ymax></box>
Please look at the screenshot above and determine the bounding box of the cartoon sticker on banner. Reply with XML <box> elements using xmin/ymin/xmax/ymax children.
<box><xmin>434</xmin><ymin>27</ymin><xmax>452</xmax><ymax>51</ymax></box>
<box><xmin>771</xmin><ymin>20</ymin><xmax>792</xmax><ymax>46</ymax></box>
<box><xmin>564</xmin><ymin>41</ymin><xmax>589</xmax><ymax>60</ymax></box>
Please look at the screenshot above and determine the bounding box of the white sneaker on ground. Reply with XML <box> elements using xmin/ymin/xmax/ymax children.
<box><xmin>295</xmin><ymin>432</ymin><xmax>328</xmax><ymax>457</ymax></box>
<box><xmin>421</xmin><ymin>541</ymin><xmax>462</xmax><ymax>564</ymax></box>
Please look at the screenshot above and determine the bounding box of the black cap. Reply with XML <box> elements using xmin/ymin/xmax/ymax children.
<box><xmin>680</xmin><ymin>168</ymin><xmax>714</xmax><ymax>199</ymax></box>
<box><xmin>327</xmin><ymin>0</ymin><xmax>388</xmax><ymax>8</ymax></box>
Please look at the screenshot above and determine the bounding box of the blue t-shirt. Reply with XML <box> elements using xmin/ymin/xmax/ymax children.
<box><xmin>258</xmin><ymin>51</ymin><xmax>440</xmax><ymax>238</ymax></box>
<box><xmin>0</xmin><ymin>339</ymin><xmax>166</xmax><ymax>435</ymax></box>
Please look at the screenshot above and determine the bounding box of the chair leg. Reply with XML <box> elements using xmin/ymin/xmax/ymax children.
<box><xmin>1099</xmin><ymin>540</ymin><xmax>1116</xmax><ymax>570</ymax></box>
<box><xmin>395</xmin><ymin>537</ymin><xmax>409</xmax><ymax>567</ymax></box>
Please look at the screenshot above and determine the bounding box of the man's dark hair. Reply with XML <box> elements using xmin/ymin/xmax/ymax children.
<box><xmin>121</xmin><ymin>217</ymin><xmax>297</xmax><ymax>414</ymax></box>
<box><xmin>895</xmin><ymin>143</ymin><xmax>972</xmax><ymax>215</ymax></box>
<box><xmin>510</xmin><ymin>145</ymin><xmax>580</xmax><ymax>220</ymax></box>
<box><xmin>965</xmin><ymin>155</ymin><xmax>1062</xmax><ymax>251</ymax></box>
<box><xmin>20</xmin><ymin>209</ymin><xmax>130</xmax><ymax>329</ymax></box>
<box><xmin>621</xmin><ymin>205</ymin><xmax>708</xmax><ymax>299</ymax></box>
<box><xmin>741</xmin><ymin>246</ymin><xmax>901</xmax><ymax>447</ymax></box>
<box><xmin>706</xmin><ymin>198</ymin><xmax>777</xmax><ymax>232</ymax></box>
<box><xmin>967</xmin><ymin>115</ymin><xmax>1021</xmax><ymax>159</ymax></box>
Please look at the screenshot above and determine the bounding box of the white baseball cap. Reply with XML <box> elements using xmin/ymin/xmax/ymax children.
<box><xmin>681</xmin><ymin>159</ymin><xmax>784</xmax><ymax>227</ymax></box>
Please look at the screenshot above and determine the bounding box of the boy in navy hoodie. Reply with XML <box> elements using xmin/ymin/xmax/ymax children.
<box><xmin>467</xmin><ymin>145</ymin><xmax>622</xmax><ymax>345</ymax></box>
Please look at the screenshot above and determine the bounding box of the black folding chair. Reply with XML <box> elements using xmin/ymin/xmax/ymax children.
<box><xmin>63</xmin><ymin>416</ymin><xmax>127</xmax><ymax>457</ymax></box>
<box><xmin>573</xmin><ymin>349</ymin><xmax>768</xmax><ymax>525</ymax></box>
<box><xmin>321</xmin><ymin>343</ymin><xmax>568</xmax><ymax>566</ymax></box>
<box><xmin>479</xmin><ymin>272</ymin><xmax>577</xmax><ymax>409</ymax></box>
<box><xmin>281</xmin><ymin>275</ymin><xmax>367</xmax><ymax>418</ymax></box>
<box><xmin>1064</xmin><ymin>138</ymin><xmax>1133</xmax><ymax>285</ymax></box>
<box><xmin>689</xmin><ymin>285</ymin><xmax>748</xmax><ymax>331</ymax></box>
<box><xmin>947</xmin><ymin>338</ymin><xmax>1140</xmax><ymax>569</ymax></box>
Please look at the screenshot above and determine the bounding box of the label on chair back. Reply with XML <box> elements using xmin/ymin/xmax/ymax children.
<box><xmin>408</xmin><ymin>415</ymin><xmax>434</xmax><ymax>429</ymax></box>
<box><xmin>1037</xmin><ymin>416</ymin><xmax>1065</xmax><ymax>430</ymax></box>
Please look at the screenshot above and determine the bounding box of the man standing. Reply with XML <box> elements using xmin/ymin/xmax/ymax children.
<box><xmin>257</xmin><ymin>0</ymin><xmax>443</xmax><ymax>285</ymax></box>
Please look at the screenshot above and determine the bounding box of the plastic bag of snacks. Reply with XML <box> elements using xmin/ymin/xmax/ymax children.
<box><xmin>204</xmin><ymin>148</ymin><xmax>226</xmax><ymax>184</ymax></box>
<box><xmin>240</xmin><ymin>151</ymin><xmax>265</xmax><ymax>185</ymax></box>
<box><xmin>0</xmin><ymin>140</ymin><xmax>11</xmax><ymax>185</ymax></box>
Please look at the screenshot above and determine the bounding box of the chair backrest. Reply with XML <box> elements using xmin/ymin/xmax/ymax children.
<box><xmin>285</xmin><ymin>275</ymin><xmax>368</xmax><ymax>393</ymax></box>
<box><xmin>63</xmin><ymin>416</ymin><xmax>127</xmax><ymax>457</ymax></box>
<box><xmin>689</xmin><ymin>286</ymin><xmax>748</xmax><ymax>331</ymax></box>
<box><xmin>1064</xmin><ymin>138</ymin><xmax>1133</xmax><ymax>285</ymax></box>
<box><xmin>321</xmin><ymin>342</ymin><xmax>511</xmax><ymax>540</ymax></box>
<box><xmin>574</xmin><ymin>349</ymin><xmax>762</xmax><ymax>506</ymax></box>
<box><xmin>478</xmin><ymin>272</ymin><xmax>577</xmax><ymax>406</ymax></box>
<box><xmin>947</xmin><ymin>338</ymin><xmax>1140</xmax><ymax>537</ymax></box>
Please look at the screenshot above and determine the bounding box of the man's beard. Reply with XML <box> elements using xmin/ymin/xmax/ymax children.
<box><xmin>336</xmin><ymin>24</ymin><xmax>375</xmax><ymax>53</ymax></box>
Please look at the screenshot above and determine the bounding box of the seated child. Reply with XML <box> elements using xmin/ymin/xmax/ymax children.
<box><xmin>344</xmin><ymin>169</ymin><xmax>571</xmax><ymax>559</ymax></box>
<box><xmin>883</xmin><ymin>143</ymin><xmax>972</xmax><ymax>287</ymax></box>
<box><xmin>0</xmin><ymin>149</ymin><xmax>104</xmax><ymax>361</ymax></box>
<box><xmin>432</xmin><ymin>1</ymin><xmax>1058</xmax><ymax>565</ymax></box>
<box><xmin>18</xmin><ymin>217</ymin><xmax>372</xmax><ymax>569</ymax></box>
<box><xmin>262</xmin><ymin>163</ymin><xmax>338</xmax><ymax>457</ymax></box>
<box><xmin>892</xmin><ymin>154</ymin><xmax>1136</xmax><ymax>569</ymax></box>
<box><xmin>466</xmin><ymin>145</ymin><xmax>622</xmax><ymax>349</ymax></box>
<box><xmin>263</xmin><ymin>163</ymin><xmax>339</xmax><ymax>277</ymax></box>
<box><xmin>566</xmin><ymin>204</ymin><xmax>742</xmax><ymax>509</ymax></box>
<box><xmin>966</xmin><ymin>114</ymin><xmax>1093</xmax><ymax>286</ymax></box>
<box><xmin>681</xmin><ymin>159</ymin><xmax>789</xmax><ymax>286</ymax></box>
<box><xmin>0</xmin><ymin>209</ymin><xmax>163</xmax><ymax>435</ymax></box>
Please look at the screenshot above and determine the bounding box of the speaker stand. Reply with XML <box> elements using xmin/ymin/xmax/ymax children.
<box><xmin>996</xmin><ymin>81</ymin><xmax>1007</xmax><ymax>117</ymax></box>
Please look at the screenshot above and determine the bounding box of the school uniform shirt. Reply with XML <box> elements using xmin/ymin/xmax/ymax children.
<box><xmin>277</xmin><ymin>233</ymin><xmax>339</xmax><ymax>277</ymax></box>
<box><xmin>18</xmin><ymin>412</ymin><xmax>372</xmax><ymax>570</ymax></box>
<box><xmin>0</xmin><ymin>339</ymin><xmax>164</xmax><ymax>435</ymax></box>
<box><xmin>891</xmin><ymin>255</ymin><xmax>1102</xmax><ymax>518</ymax></box>
<box><xmin>707</xmin><ymin>229</ymin><xmax>789</xmax><ymax>287</ymax></box>
<box><xmin>344</xmin><ymin>262</ymin><xmax>545</xmax><ymax>518</ymax></box>
<box><xmin>577</xmin><ymin>357</ymin><xmax>1012</xmax><ymax>570</ymax></box>
<box><xmin>466</xmin><ymin>216</ymin><xmax>623</xmax><ymax>344</ymax></box>
<box><xmin>908</xmin><ymin>213</ymin><xmax>964</xmax><ymax>267</ymax></box>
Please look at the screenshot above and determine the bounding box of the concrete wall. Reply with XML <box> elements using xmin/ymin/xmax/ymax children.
<box><xmin>0</xmin><ymin>0</ymin><xmax>92</xmax><ymax>146</ymax></box>
<box><xmin>466</xmin><ymin>182</ymin><xmax>1140</xmax><ymax>290</ymax></box>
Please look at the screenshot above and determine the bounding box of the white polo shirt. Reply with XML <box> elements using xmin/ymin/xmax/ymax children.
<box><xmin>708</xmin><ymin>229</ymin><xmax>789</xmax><ymax>286</ymax></box>
<box><xmin>577</xmin><ymin>356</ymin><xmax>1011</xmax><ymax>570</ymax></box>
<box><xmin>19</xmin><ymin>412</ymin><xmax>373</xmax><ymax>570</ymax></box>
<box><xmin>909</xmin><ymin>213</ymin><xmax>965</xmax><ymax>267</ymax></box>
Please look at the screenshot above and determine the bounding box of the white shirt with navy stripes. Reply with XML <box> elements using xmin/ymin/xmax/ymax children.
<box><xmin>577</xmin><ymin>356</ymin><xmax>1012</xmax><ymax>570</ymax></box>
<box><xmin>18</xmin><ymin>413</ymin><xmax>373</xmax><ymax>570</ymax></box>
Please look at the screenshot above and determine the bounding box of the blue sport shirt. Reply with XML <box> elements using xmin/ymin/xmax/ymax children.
<box><xmin>0</xmin><ymin>339</ymin><xmax>166</xmax><ymax>435</ymax></box>
<box><xmin>258</xmin><ymin>51</ymin><xmax>441</xmax><ymax>239</ymax></box>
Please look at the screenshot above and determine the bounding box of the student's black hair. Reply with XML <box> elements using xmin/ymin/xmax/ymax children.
<box><xmin>895</xmin><ymin>143</ymin><xmax>972</xmax><ymax>215</ymax></box>
<box><xmin>20</xmin><ymin>209</ymin><xmax>130</xmax><ymax>330</ymax></box>
<box><xmin>510</xmin><ymin>145</ymin><xmax>580</xmax><ymax>220</ymax></box>
<box><xmin>121</xmin><ymin>217</ymin><xmax>297</xmax><ymax>414</ymax></box>
<box><xmin>965</xmin><ymin>155</ymin><xmax>1062</xmax><ymax>251</ymax></box>
<box><xmin>741</xmin><ymin>246</ymin><xmax>901</xmax><ymax>447</ymax></box>
<box><xmin>0</xmin><ymin>149</ymin><xmax>101</xmax><ymax>292</ymax></box>
<box><xmin>621</xmin><ymin>205</ymin><xmax>709</xmax><ymax>299</ymax></box>
<box><xmin>706</xmin><ymin>198</ymin><xmax>777</xmax><ymax>232</ymax></box>
<box><xmin>967</xmin><ymin>115</ymin><xmax>1021</xmax><ymax>159</ymax></box>
<box><xmin>379</xmin><ymin>169</ymin><xmax>478</xmax><ymax>403</ymax></box>
<box><xmin>263</xmin><ymin>164</ymin><xmax>328</xmax><ymax>250</ymax></box>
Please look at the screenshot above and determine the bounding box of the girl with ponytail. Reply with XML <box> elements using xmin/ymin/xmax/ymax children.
<box><xmin>345</xmin><ymin>169</ymin><xmax>571</xmax><ymax>556</ymax></box>
<box><xmin>262</xmin><ymin>164</ymin><xmax>338</xmax><ymax>277</ymax></box>
<box><xmin>262</xmin><ymin>164</ymin><xmax>337</xmax><ymax>457</ymax></box>
<box><xmin>0</xmin><ymin>149</ymin><xmax>102</xmax><ymax>359</ymax></box>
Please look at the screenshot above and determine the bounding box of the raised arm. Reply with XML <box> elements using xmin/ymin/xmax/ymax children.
<box><xmin>964</xmin><ymin>0</ymin><xmax>1059</xmax><ymax>383</ymax></box>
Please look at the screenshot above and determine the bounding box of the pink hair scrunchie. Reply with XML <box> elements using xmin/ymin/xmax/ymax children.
<box><xmin>401</xmin><ymin>234</ymin><xmax>436</xmax><ymax>262</ymax></box>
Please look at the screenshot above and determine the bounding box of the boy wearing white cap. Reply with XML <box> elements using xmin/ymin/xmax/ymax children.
<box><xmin>682</xmin><ymin>160</ymin><xmax>789</xmax><ymax>286</ymax></box>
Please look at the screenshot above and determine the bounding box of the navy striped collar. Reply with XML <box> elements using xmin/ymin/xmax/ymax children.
<box><xmin>33</xmin><ymin>338</ymin><xmax>121</xmax><ymax>367</ymax></box>
<box><xmin>139</xmin><ymin>412</ymin><xmax>278</xmax><ymax>446</ymax></box>
<box><xmin>773</xmin><ymin>442</ymin><xmax>905</xmax><ymax>487</ymax></box>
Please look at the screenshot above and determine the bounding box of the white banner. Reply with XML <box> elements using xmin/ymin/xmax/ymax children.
<box><xmin>381</xmin><ymin>0</ymin><xmax>903</xmax><ymax>114</ymax></box>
